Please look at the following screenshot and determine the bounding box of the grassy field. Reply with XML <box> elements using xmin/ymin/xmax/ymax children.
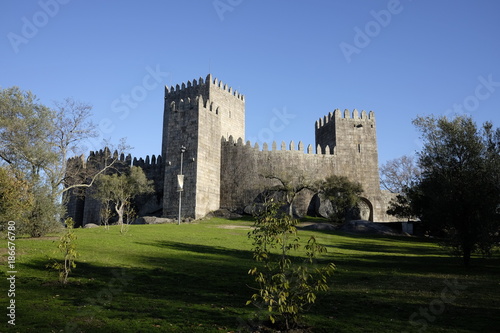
<box><xmin>1</xmin><ymin>218</ymin><xmax>499</xmax><ymax>333</ymax></box>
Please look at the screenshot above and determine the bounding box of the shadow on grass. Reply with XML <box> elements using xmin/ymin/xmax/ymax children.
<box><xmin>12</xmin><ymin>235</ymin><xmax>500</xmax><ymax>333</ymax></box>
<box><xmin>135</xmin><ymin>240</ymin><xmax>253</xmax><ymax>261</ymax></box>
<box><xmin>17</xmin><ymin>243</ymin><xmax>258</xmax><ymax>332</ymax></box>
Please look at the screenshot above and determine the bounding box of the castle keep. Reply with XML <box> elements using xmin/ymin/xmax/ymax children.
<box><xmin>66</xmin><ymin>74</ymin><xmax>394</xmax><ymax>226</ymax></box>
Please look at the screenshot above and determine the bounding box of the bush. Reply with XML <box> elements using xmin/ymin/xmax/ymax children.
<box><xmin>247</xmin><ymin>200</ymin><xmax>335</xmax><ymax>330</ymax></box>
<box><xmin>47</xmin><ymin>218</ymin><xmax>77</xmax><ymax>284</ymax></box>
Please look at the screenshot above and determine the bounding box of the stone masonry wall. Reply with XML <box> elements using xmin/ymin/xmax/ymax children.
<box><xmin>220</xmin><ymin>109</ymin><xmax>388</xmax><ymax>221</ymax></box>
<box><xmin>65</xmin><ymin>150</ymin><xmax>163</xmax><ymax>227</ymax></box>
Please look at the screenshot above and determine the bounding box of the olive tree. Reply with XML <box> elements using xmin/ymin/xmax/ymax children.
<box><xmin>93</xmin><ymin>166</ymin><xmax>153</xmax><ymax>230</ymax></box>
<box><xmin>401</xmin><ymin>115</ymin><xmax>500</xmax><ymax>266</ymax></box>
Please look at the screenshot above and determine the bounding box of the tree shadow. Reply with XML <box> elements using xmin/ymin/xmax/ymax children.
<box><xmin>15</xmin><ymin>236</ymin><xmax>500</xmax><ymax>332</ymax></box>
<box><xmin>18</xmin><ymin>244</ymin><xmax>258</xmax><ymax>332</ymax></box>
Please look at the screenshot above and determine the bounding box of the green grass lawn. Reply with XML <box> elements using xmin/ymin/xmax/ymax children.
<box><xmin>1</xmin><ymin>218</ymin><xmax>499</xmax><ymax>333</ymax></box>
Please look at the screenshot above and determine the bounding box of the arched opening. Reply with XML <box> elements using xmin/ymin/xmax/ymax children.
<box><xmin>357</xmin><ymin>197</ymin><xmax>374</xmax><ymax>221</ymax></box>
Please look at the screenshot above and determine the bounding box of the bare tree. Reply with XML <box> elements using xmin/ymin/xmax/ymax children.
<box><xmin>48</xmin><ymin>98</ymin><xmax>97</xmax><ymax>194</ymax></box>
<box><xmin>379</xmin><ymin>155</ymin><xmax>421</xmax><ymax>193</ymax></box>
<box><xmin>262</xmin><ymin>170</ymin><xmax>312</xmax><ymax>217</ymax></box>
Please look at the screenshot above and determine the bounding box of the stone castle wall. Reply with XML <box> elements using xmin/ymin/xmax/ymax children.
<box><xmin>65</xmin><ymin>149</ymin><xmax>164</xmax><ymax>227</ymax></box>
<box><xmin>66</xmin><ymin>74</ymin><xmax>398</xmax><ymax>225</ymax></box>
<box><xmin>219</xmin><ymin>111</ymin><xmax>391</xmax><ymax>222</ymax></box>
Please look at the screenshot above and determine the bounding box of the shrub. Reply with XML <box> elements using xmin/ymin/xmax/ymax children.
<box><xmin>247</xmin><ymin>201</ymin><xmax>335</xmax><ymax>330</ymax></box>
<box><xmin>48</xmin><ymin>218</ymin><xmax>77</xmax><ymax>284</ymax></box>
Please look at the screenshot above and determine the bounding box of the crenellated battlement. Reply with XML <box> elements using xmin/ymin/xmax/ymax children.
<box><xmin>209</xmin><ymin>74</ymin><xmax>244</xmax><ymax>101</ymax></box>
<box><xmin>132</xmin><ymin>154</ymin><xmax>163</xmax><ymax>169</ymax></box>
<box><xmin>67</xmin><ymin>154</ymin><xmax>87</xmax><ymax>168</ymax></box>
<box><xmin>165</xmin><ymin>74</ymin><xmax>244</xmax><ymax>102</ymax></box>
<box><xmin>221</xmin><ymin>136</ymin><xmax>335</xmax><ymax>155</ymax></box>
<box><xmin>315</xmin><ymin>109</ymin><xmax>375</xmax><ymax>129</ymax></box>
<box><xmin>166</xmin><ymin>94</ymin><xmax>231</xmax><ymax>115</ymax></box>
<box><xmin>79</xmin><ymin>147</ymin><xmax>162</xmax><ymax>170</ymax></box>
<box><xmin>87</xmin><ymin>147</ymin><xmax>132</xmax><ymax>166</ymax></box>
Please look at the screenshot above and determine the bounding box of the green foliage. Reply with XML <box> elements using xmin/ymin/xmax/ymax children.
<box><xmin>24</xmin><ymin>184</ymin><xmax>63</xmax><ymax>237</ymax></box>
<box><xmin>0</xmin><ymin>167</ymin><xmax>33</xmax><ymax>232</ymax></box>
<box><xmin>0</xmin><ymin>86</ymin><xmax>57</xmax><ymax>177</ymax></box>
<box><xmin>247</xmin><ymin>201</ymin><xmax>335</xmax><ymax>330</ymax></box>
<box><xmin>0</xmin><ymin>87</ymin><xmax>101</xmax><ymax>236</ymax></box>
<box><xmin>317</xmin><ymin>175</ymin><xmax>364</xmax><ymax>222</ymax></box>
<box><xmin>409</xmin><ymin>115</ymin><xmax>500</xmax><ymax>266</ymax></box>
<box><xmin>48</xmin><ymin>218</ymin><xmax>78</xmax><ymax>284</ymax></box>
<box><xmin>386</xmin><ymin>186</ymin><xmax>419</xmax><ymax>222</ymax></box>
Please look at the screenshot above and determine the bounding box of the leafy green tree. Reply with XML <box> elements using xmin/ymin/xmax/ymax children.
<box><xmin>0</xmin><ymin>167</ymin><xmax>33</xmax><ymax>230</ymax></box>
<box><xmin>247</xmin><ymin>200</ymin><xmax>335</xmax><ymax>330</ymax></box>
<box><xmin>93</xmin><ymin>166</ymin><xmax>153</xmax><ymax>228</ymax></box>
<box><xmin>26</xmin><ymin>184</ymin><xmax>63</xmax><ymax>237</ymax></box>
<box><xmin>386</xmin><ymin>186</ymin><xmax>420</xmax><ymax>222</ymax></box>
<box><xmin>0</xmin><ymin>87</ymin><xmax>126</xmax><ymax>235</ymax></box>
<box><xmin>410</xmin><ymin>115</ymin><xmax>500</xmax><ymax>266</ymax></box>
<box><xmin>316</xmin><ymin>175</ymin><xmax>364</xmax><ymax>222</ymax></box>
<box><xmin>0</xmin><ymin>87</ymin><xmax>56</xmax><ymax>178</ymax></box>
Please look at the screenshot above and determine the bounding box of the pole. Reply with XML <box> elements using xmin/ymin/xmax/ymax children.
<box><xmin>178</xmin><ymin>146</ymin><xmax>186</xmax><ymax>225</ymax></box>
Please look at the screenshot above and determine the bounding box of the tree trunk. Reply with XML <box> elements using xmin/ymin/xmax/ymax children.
<box><xmin>115</xmin><ymin>201</ymin><xmax>125</xmax><ymax>225</ymax></box>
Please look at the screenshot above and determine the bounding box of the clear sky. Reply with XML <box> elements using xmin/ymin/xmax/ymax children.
<box><xmin>2</xmin><ymin>0</ymin><xmax>500</xmax><ymax>166</ymax></box>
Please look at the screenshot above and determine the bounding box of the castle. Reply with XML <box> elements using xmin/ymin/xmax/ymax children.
<box><xmin>65</xmin><ymin>74</ymin><xmax>395</xmax><ymax>227</ymax></box>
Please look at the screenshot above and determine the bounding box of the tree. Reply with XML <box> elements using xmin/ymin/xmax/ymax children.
<box><xmin>0</xmin><ymin>87</ymin><xmax>127</xmax><ymax>236</ymax></box>
<box><xmin>261</xmin><ymin>170</ymin><xmax>312</xmax><ymax>217</ymax></box>
<box><xmin>247</xmin><ymin>200</ymin><xmax>335</xmax><ymax>330</ymax></box>
<box><xmin>0</xmin><ymin>87</ymin><xmax>56</xmax><ymax>178</ymax></box>
<box><xmin>410</xmin><ymin>115</ymin><xmax>500</xmax><ymax>266</ymax></box>
<box><xmin>93</xmin><ymin>166</ymin><xmax>153</xmax><ymax>228</ymax></box>
<box><xmin>316</xmin><ymin>175</ymin><xmax>363</xmax><ymax>223</ymax></box>
<box><xmin>380</xmin><ymin>155</ymin><xmax>421</xmax><ymax>193</ymax></box>
<box><xmin>48</xmin><ymin>218</ymin><xmax>77</xmax><ymax>284</ymax></box>
<box><xmin>0</xmin><ymin>87</ymin><xmax>61</xmax><ymax>235</ymax></box>
<box><xmin>386</xmin><ymin>186</ymin><xmax>420</xmax><ymax>222</ymax></box>
<box><xmin>47</xmin><ymin>97</ymin><xmax>98</xmax><ymax>197</ymax></box>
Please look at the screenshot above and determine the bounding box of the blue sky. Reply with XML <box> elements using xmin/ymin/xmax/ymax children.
<box><xmin>2</xmin><ymin>0</ymin><xmax>500</xmax><ymax>166</ymax></box>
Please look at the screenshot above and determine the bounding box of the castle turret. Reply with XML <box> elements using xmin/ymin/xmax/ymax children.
<box><xmin>315</xmin><ymin>109</ymin><xmax>382</xmax><ymax>220</ymax></box>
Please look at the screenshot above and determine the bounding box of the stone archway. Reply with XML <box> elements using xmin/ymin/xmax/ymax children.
<box><xmin>357</xmin><ymin>197</ymin><xmax>374</xmax><ymax>222</ymax></box>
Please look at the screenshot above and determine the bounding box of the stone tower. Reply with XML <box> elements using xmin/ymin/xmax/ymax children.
<box><xmin>315</xmin><ymin>109</ymin><xmax>381</xmax><ymax>220</ymax></box>
<box><xmin>161</xmin><ymin>74</ymin><xmax>245</xmax><ymax>219</ymax></box>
